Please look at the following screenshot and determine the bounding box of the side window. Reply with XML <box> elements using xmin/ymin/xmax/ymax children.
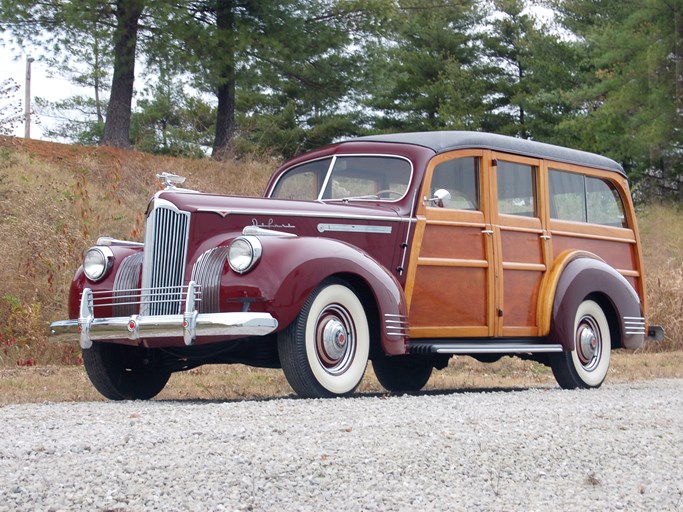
<box><xmin>548</xmin><ymin>170</ymin><xmax>628</xmax><ymax>228</ymax></box>
<box><xmin>549</xmin><ymin>170</ymin><xmax>587</xmax><ymax>222</ymax></box>
<box><xmin>497</xmin><ymin>161</ymin><xmax>536</xmax><ymax>216</ymax></box>
<box><xmin>430</xmin><ymin>157</ymin><xmax>480</xmax><ymax>210</ymax></box>
<box><xmin>586</xmin><ymin>177</ymin><xmax>628</xmax><ymax>227</ymax></box>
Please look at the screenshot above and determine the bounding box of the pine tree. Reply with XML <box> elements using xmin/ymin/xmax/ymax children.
<box><xmin>552</xmin><ymin>0</ymin><xmax>683</xmax><ymax>198</ymax></box>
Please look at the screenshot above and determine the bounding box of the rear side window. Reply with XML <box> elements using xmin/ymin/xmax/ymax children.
<box><xmin>586</xmin><ymin>177</ymin><xmax>627</xmax><ymax>227</ymax></box>
<box><xmin>497</xmin><ymin>161</ymin><xmax>536</xmax><ymax>216</ymax></box>
<box><xmin>549</xmin><ymin>170</ymin><xmax>627</xmax><ymax>228</ymax></box>
<box><xmin>549</xmin><ymin>170</ymin><xmax>587</xmax><ymax>222</ymax></box>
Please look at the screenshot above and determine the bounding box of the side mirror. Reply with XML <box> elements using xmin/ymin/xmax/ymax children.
<box><xmin>427</xmin><ymin>189</ymin><xmax>452</xmax><ymax>208</ymax></box>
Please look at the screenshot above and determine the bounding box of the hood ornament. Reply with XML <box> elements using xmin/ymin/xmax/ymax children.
<box><xmin>156</xmin><ymin>172</ymin><xmax>186</xmax><ymax>190</ymax></box>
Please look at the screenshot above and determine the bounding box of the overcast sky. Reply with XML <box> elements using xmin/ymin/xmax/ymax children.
<box><xmin>1</xmin><ymin>49</ymin><xmax>79</xmax><ymax>139</ymax></box>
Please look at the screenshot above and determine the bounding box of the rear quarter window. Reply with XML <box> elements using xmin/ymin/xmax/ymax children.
<box><xmin>549</xmin><ymin>169</ymin><xmax>628</xmax><ymax>228</ymax></box>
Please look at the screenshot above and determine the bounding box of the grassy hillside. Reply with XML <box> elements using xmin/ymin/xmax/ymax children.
<box><xmin>0</xmin><ymin>136</ymin><xmax>680</xmax><ymax>367</ymax></box>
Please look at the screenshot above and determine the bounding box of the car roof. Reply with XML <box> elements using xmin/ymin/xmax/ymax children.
<box><xmin>351</xmin><ymin>131</ymin><xmax>625</xmax><ymax>176</ymax></box>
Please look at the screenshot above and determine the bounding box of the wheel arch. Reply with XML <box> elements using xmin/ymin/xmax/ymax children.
<box><xmin>256</xmin><ymin>236</ymin><xmax>408</xmax><ymax>356</ymax></box>
<box><xmin>543</xmin><ymin>251</ymin><xmax>644</xmax><ymax>351</ymax></box>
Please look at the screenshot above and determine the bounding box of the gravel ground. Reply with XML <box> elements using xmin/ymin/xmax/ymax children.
<box><xmin>0</xmin><ymin>379</ymin><xmax>681</xmax><ymax>512</ymax></box>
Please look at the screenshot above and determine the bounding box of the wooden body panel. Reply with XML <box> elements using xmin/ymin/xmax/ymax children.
<box><xmin>405</xmin><ymin>148</ymin><xmax>646</xmax><ymax>340</ymax></box>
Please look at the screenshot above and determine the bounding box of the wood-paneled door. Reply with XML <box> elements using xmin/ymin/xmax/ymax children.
<box><xmin>405</xmin><ymin>150</ymin><xmax>497</xmax><ymax>338</ymax></box>
<box><xmin>490</xmin><ymin>154</ymin><xmax>551</xmax><ymax>337</ymax></box>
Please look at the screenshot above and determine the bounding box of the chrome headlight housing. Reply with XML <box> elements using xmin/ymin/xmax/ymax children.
<box><xmin>83</xmin><ymin>246</ymin><xmax>114</xmax><ymax>282</ymax></box>
<box><xmin>228</xmin><ymin>236</ymin><xmax>262</xmax><ymax>274</ymax></box>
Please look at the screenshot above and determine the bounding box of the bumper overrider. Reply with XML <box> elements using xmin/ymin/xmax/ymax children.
<box><xmin>49</xmin><ymin>282</ymin><xmax>278</xmax><ymax>349</ymax></box>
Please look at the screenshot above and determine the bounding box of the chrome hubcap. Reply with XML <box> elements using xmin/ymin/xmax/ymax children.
<box><xmin>576</xmin><ymin>316</ymin><xmax>601</xmax><ymax>370</ymax></box>
<box><xmin>322</xmin><ymin>319</ymin><xmax>348</xmax><ymax>362</ymax></box>
<box><xmin>315</xmin><ymin>305</ymin><xmax>355</xmax><ymax>375</ymax></box>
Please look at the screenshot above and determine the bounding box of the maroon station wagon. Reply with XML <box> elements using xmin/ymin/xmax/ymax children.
<box><xmin>50</xmin><ymin>131</ymin><xmax>664</xmax><ymax>399</ymax></box>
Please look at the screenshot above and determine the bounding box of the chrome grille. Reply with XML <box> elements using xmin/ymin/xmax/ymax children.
<box><xmin>140</xmin><ymin>200</ymin><xmax>191</xmax><ymax>315</ymax></box>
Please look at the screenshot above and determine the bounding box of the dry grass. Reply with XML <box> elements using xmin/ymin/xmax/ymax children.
<box><xmin>1</xmin><ymin>351</ymin><xmax>681</xmax><ymax>405</ymax></box>
<box><xmin>0</xmin><ymin>136</ymin><xmax>274</xmax><ymax>366</ymax></box>
<box><xmin>637</xmin><ymin>203</ymin><xmax>683</xmax><ymax>350</ymax></box>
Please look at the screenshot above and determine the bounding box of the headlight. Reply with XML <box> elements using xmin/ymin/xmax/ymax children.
<box><xmin>228</xmin><ymin>236</ymin><xmax>262</xmax><ymax>274</ymax></box>
<box><xmin>83</xmin><ymin>246</ymin><xmax>114</xmax><ymax>282</ymax></box>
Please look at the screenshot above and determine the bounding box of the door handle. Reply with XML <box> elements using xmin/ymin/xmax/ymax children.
<box><xmin>482</xmin><ymin>230</ymin><xmax>494</xmax><ymax>235</ymax></box>
<box><xmin>540</xmin><ymin>234</ymin><xmax>551</xmax><ymax>240</ymax></box>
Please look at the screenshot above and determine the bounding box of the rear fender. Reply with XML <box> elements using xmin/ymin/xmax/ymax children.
<box><xmin>544</xmin><ymin>251</ymin><xmax>644</xmax><ymax>351</ymax></box>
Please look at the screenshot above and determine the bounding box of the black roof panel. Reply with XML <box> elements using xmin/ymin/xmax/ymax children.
<box><xmin>352</xmin><ymin>131</ymin><xmax>625</xmax><ymax>176</ymax></box>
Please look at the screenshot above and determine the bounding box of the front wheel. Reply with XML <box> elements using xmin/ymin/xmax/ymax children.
<box><xmin>83</xmin><ymin>342</ymin><xmax>171</xmax><ymax>400</ymax></box>
<box><xmin>278</xmin><ymin>279</ymin><xmax>370</xmax><ymax>398</ymax></box>
<box><xmin>551</xmin><ymin>299</ymin><xmax>612</xmax><ymax>389</ymax></box>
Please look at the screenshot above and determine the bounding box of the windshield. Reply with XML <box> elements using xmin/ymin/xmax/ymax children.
<box><xmin>271</xmin><ymin>155</ymin><xmax>412</xmax><ymax>202</ymax></box>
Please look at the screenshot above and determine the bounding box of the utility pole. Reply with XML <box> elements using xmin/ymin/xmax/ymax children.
<box><xmin>24</xmin><ymin>56</ymin><xmax>34</xmax><ymax>139</ymax></box>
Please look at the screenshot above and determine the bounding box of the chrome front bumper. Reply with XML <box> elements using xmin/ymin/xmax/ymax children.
<box><xmin>49</xmin><ymin>286</ymin><xmax>278</xmax><ymax>349</ymax></box>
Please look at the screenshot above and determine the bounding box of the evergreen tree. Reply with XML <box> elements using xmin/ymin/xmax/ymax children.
<box><xmin>482</xmin><ymin>0</ymin><xmax>580</xmax><ymax>142</ymax></box>
<box><xmin>551</xmin><ymin>0</ymin><xmax>683</xmax><ymax>198</ymax></box>
<box><xmin>131</xmin><ymin>71</ymin><xmax>214</xmax><ymax>157</ymax></box>
<box><xmin>363</xmin><ymin>0</ymin><xmax>487</xmax><ymax>132</ymax></box>
<box><xmin>0</xmin><ymin>0</ymin><xmax>145</xmax><ymax>148</ymax></box>
<box><xmin>177</xmin><ymin>0</ymin><xmax>392</xmax><ymax>159</ymax></box>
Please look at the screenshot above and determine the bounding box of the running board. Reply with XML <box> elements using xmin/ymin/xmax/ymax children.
<box><xmin>409</xmin><ymin>340</ymin><xmax>564</xmax><ymax>355</ymax></box>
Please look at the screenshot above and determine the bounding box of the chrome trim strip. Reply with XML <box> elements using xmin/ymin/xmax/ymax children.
<box><xmin>242</xmin><ymin>226</ymin><xmax>297</xmax><ymax>237</ymax></box>
<box><xmin>410</xmin><ymin>342</ymin><xmax>564</xmax><ymax>354</ymax></box>
<box><xmin>317</xmin><ymin>223</ymin><xmax>393</xmax><ymax>234</ymax></box>
<box><xmin>96</xmin><ymin>237</ymin><xmax>145</xmax><ymax>248</ymax></box>
<box><xmin>197</xmin><ymin>207</ymin><xmax>417</xmax><ymax>224</ymax></box>
<box><xmin>384</xmin><ymin>314</ymin><xmax>409</xmax><ymax>338</ymax></box>
<box><xmin>623</xmin><ymin>316</ymin><xmax>646</xmax><ymax>336</ymax></box>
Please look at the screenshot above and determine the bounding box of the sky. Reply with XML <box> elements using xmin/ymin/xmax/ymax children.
<box><xmin>1</xmin><ymin>48</ymin><xmax>80</xmax><ymax>140</ymax></box>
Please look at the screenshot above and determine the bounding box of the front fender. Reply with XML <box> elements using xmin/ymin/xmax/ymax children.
<box><xmin>67</xmin><ymin>245</ymin><xmax>143</xmax><ymax>319</ymax></box>
<box><xmin>547</xmin><ymin>252</ymin><xmax>644</xmax><ymax>351</ymax></box>
<box><xmin>240</xmin><ymin>236</ymin><xmax>408</xmax><ymax>355</ymax></box>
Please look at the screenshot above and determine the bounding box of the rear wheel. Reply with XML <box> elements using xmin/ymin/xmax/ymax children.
<box><xmin>551</xmin><ymin>299</ymin><xmax>611</xmax><ymax>389</ymax></box>
<box><xmin>278</xmin><ymin>279</ymin><xmax>369</xmax><ymax>398</ymax></box>
<box><xmin>373</xmin><ymin>355</ymin><xmax>433</xmax><ymax>392</ymax></box>
<box><xmin>83</xmin><ymin>342</ymin><xmax>171</xmax><ymax>400</ymax></box>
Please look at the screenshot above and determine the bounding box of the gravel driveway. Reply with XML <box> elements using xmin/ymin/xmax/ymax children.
<box><xmin>0</xmin><ymin>379</ymin><xmax>681</xmax><ymax>511</ymax></box>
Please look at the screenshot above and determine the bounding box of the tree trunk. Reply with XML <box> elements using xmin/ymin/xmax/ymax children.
<box><xmin>102</xmin><ymin>0</ymin><xmax>144</xmax><ymax>148</ymax></box>
<box><xmin>211</xmin><ymin>1</ymin><xmax>236</xmax><ymax>160</ymax></box>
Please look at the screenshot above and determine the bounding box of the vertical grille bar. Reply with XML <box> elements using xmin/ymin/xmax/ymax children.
<box><xmin>140</xmin><ymin>199</ymin><xmax>191</xmax><ymax>316</ymax></box>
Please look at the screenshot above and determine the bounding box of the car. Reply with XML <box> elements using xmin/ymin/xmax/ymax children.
<box><xmin>50</xmin><ymin>131</ymin><xmax>664</xmax><ymax>399</ymax></box>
